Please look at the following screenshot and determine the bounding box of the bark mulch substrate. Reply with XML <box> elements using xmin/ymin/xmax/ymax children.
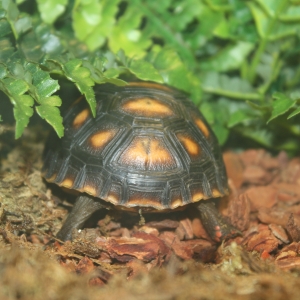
<box><xmin>1</xmin><ymin>127</ymin><xmax>300</xmax><ymax>299</ymax></box>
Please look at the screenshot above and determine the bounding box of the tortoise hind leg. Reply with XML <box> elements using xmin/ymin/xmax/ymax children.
<box><xmin>56</xmin><ymin>195</ymin><xmax>106</xmax><ymax>242</ymax></box>
<box><xmin>196</xmin><ymin>201</ymin><xmax>241</xmax><ymax>242</ymax></box>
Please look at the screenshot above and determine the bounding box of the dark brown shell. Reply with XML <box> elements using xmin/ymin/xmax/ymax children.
<box><xmin>42</xmin><ymin>82</ymin><xmax>228</xmax><ymax>211</ymax></box>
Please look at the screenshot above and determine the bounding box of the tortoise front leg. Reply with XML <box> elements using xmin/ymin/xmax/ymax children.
<box><xmin>197</xmin><ymin>201</ymin><xmax>240</xmax><ymax>242</ymax></box>
<box><xmin>56</xmin><ymin>195</ymin><xmax>106</xmax><ymax>241</ymax></box>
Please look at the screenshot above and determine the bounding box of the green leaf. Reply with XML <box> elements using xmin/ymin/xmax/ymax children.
<box><xmin>82</xmin><ymin>55</ymin><xmax>127</xmax><ymax>86</ymax></box>
<box><xmin>151</xmin><ymin>48</ymin><xmax>197</xmax><ymax>95</ymax></box>
<box><xmin>201</xmin><ymin>72</ymin><xmax>259</xmax><ymax>100</ymax></box>
<box><xmin>227</xmin><ymin>110</ymin><xmax>257</xmax><ymax>128</ymax></box>
<box><xmin>201</xmin><ymin>97</ymin><xmax>230</xmax><ymax>145</ymax></box>
<box><xmin>24</xmin><ymin>63</ymin><xmax>60</xmax><ymax>100</ymax></box>
<box><xmin>36</xmin><ymin>0</ymin><xmax>68</xmax><ymax>24</ymax></box>
<box><xmin>212</xmin><ymin>122</ymin><xmax>229</xmax><ymax>145</ymax></box>
<box><xmin>3</xmin><ymin>78</ymin><xmax>34</xmax><ymax>138</ymax></box>
<box><xmin>109</xmin><ymin>6</ymin><xmax>151</xmax><ymax>57</ymax></box>
<box><xmin>268</xmin><ymin>92</ymin><xmax>296</xmax><ymax>123</ymax></box>
<box><xmin>128</xmin><ymin>59</ymin><xmax>163</xmax><ymax>83</ymax></box>
<box><xmin>14</xmin><ymin>16</ymin><xmax>31</xmax><ymax>35</ymax></box>
<box><xmin>130</xmin><ymin>0</ymin><xmax>197</xmax><ymax>67</ymax></box>
<box><xmin>0</xmin><ymin>64</ymin><xmax>7</xmax><ymax>78</ymax></box>
<box><xmin>103</xmin><ymin>68</ymin><xmax>121</xmax><ymax>79</ymax></box>
<box><xmin>200</xmin><ymin>102</ymin><xmax>215</xmax><ymax>125</ymax></box>
<box><xmin>247</xmin><ymin>100</ymin><xmax>270</xmax><ymax>112</ymax></box>
<box><xmin>73</xmin><ymin>0</ymin><xmax>121</xmax><ymax>51</ymax></box>
<box><xmin>254</xmin><ymin>0</ymin><xmax>283</xmax><ymax>16</ymax></box>
<box><xmin>39</xmin><ymin>95</ymin><xmax>61</xmax><ymax>106</ymax></box>
<box><xmin>213</xmin><ymin>3</ymin><xmax>258</xmax><ymax>43</ymax></box>
<box><xmin>13</xmin><ymin>99</ymin><xmax>33</xmax><ymax>138</ymax></box>
<box><xmin>236</xmin><ymin>126</ymin><xmax>275</xmax><ymax>148</ymax></box>
<box><xmin>248</xmin><ymin>1</ymin><xmax>300</xmax><ymax>40</ymax></box>
<box><xmin>288</xmin><ymin>106</ymin><xmax>300</xmax><ymax>119</ymax></box>
<box><xmin>200</xmin><ymin>41</ymin><xmax>254</xmax><ymax>72</ymax></box>
<box><xmin>62</xmin><ymin>59</ymin><xmax>96</xmax><ymax>116</ymax></box>
<box><xmin>36</xmin><ymin>103</ymin><xmax>63</xmax><ymax>137</ymax></box>
<box><xmin>280</xmin><ymin>5</ymin><xmax>300</xmax><ymax>21</ymax></box>
<box><xmin>0</xmin><ymin>37</ymin><xmax>15</xmax><ymax>61</ymax></box>
<box><xmin>0</xmin><ymin>18</ymin><xmax>12</xmax><ymax>38</ymax></box>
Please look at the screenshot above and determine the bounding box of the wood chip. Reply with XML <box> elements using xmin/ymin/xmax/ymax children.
<box><xmin>245</xmin><ymin>186</ymin><xmax>277</xmax><ymax>212</ymax></box>
<box><xmin>243</xmin><ymin>165</ymin><xmax>272</xmax><ymax>185</ymax></box>
<box><xmin>96</xmin><ymin>232</ymin><xmax>170</xmax><ymax>264</ymax></box>
<box><xmin>223</xmin><ymin>152</ymin><xmax>244</xmax><ymax>189</ymax></box>
<box><xmin>275</xmin><ymin>257</ymin><xmax>300</xmax><ymax>270</ymax></box>
<box><xmin>191</xmin><ymin>218</ymin><xmax>211</xmax><ymax>240</ymax></box>
<box><xmin>89</xmin><ymin>277</ymin><xmax>106</xmax><ymax>287</ymax></box>
<box><xmin>246</xmin><ymin>226</ymin><xmax>279</xmax><ymax>253</ymax></box>
<box><xmin>226</xmin><ymin>192</ymin><xmax>250</xmax><ymax>231</ymax></box>
<box><xmin>286</xmin><ymin>214</ymin><xmax>300</xmax><ymax>242</ymax></box>
<box><xmin>268</xmin><ymin>224</ymin><xmax>289</xmax><ymax>244</ymax></box>
<box><xmin>281</xmin><ymin>158</ymin><xmax>300</xmax><ymax>184</ymax></box>
<box><xmin>276</xmin><ymin>183</ymin><xmax>300</xmax><ymax>205</ymax></box>
<box><xmin>75</xmin><ymin>257</ymin><xmax>95</xmax><ymax>275</ymax></box>
<box><xmin>175</xmin><ymin>218</ymin><xmax>194</xmax><ymax>240</ymax></box>
<box><xmin>139</xmin><ymin>226</ymin><xmax>159</xmax><ymax>236</ymax></box>
<box><xmin>145</xmin><ymin>219</ymin><xmax>179</xmax><ymax>230</ymax></box>
<box><xmin>126</xmin><ymin>259</ymin><xmax>149</xmax><ymax>279</ymax></box>
<box><xmin>258</xmin><ymin>207</ymin><xmax>292</xmax><ymax>227</ymax></box>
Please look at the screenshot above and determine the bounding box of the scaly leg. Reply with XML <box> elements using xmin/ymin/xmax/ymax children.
<box><xmin>56</xmin><ymin>195</ymin><xmax>106</xmax><ymax>241</ymax></box>
<box><xmin>197</xmin><ymin>201</ymin><xmax>240</xmax><ymax>242</ymax></box>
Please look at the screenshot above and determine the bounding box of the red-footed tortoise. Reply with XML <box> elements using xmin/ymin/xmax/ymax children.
<box><xmin>42</xmin><ymin>82</ymin><xmax>237</xmax><ymax>241</ymax></box>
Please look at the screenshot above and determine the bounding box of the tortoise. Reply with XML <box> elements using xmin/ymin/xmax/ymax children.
<box><xmin>42</xmin><ymin>82</ymin><xmax>237</xmax><ymax>242</ymax></box>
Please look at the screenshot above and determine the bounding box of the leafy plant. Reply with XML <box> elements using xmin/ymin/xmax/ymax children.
<box><xmin>1</xmin><ymin>0</ymin><xmax>300</xmax><ymax>154</ymax></box>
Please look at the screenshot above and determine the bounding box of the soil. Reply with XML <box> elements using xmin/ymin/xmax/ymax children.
<box><xmin>1</xmin><ymin>125</ymin><xmax>300</xmax><ymax>299</ymax></box>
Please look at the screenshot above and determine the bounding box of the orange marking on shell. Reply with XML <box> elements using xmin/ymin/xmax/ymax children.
<box><xmin>107</xmin><ymin>192</ymin><xmax>119</xmax><ymax>205</ymax></box>
<box><xmin>195</xmin><ymin>118</ymin><xmax>209</xmax><ymax>138</ymax></box>
<box><xmin>127</xmin><ymin>197</ymin><xmax>165</xmax><ymax>209</ymax></box>
<box><xmin>118</xmin><ymin>136</ymin><xmax>177</xmax><ymax>170</ymax></box>
<box><xmin>129</xmin><ymin>82</ymin><xmax>172</xmax><ymax>92</ymax></box>
<box><xmin>121</xmin><ymin>97</ymin><xmax>174</xmax><ymax>118</ymax></box>
<box><xmin>73</xmin><ymin>108</ymin><xmax>90</xmax><ymax>128</ymax></box>
<box><xmin>71</xmin><ymin>96</ymin><xmax>84</xmax><ymax>107</ymax></box>
<box><xmin>60</xmin><ymin>178</ymin><xmax>74</xmax><ymax>189</ymax></box>
<box><xmin>177</xmin><ymin>134</ymin><xmax>200</xmax><ymax>157</ymax></box>
<box><xmin>212</xmin><ymin>189</ymin><xmax>223</xmax><ymax>198</ymax></box>
<box><xmin>192</xmin><ymin>192</ymin><xmax>205</xmax><ymax>203</ymax></box>
<box><xmin>46</xmin><ymin>173</ymin><xmax>57</xmax><ymax>182</ymax></box>
<box><xmin>83</xmin><ymin>185</ymin><xmax>98</xmax><ymax>197</ymax></box>
<box><xmin>170</xmin><ymin>198</ymin><xmax>183</xmax><ymax>209</ymax></box>
<box><xmin>89</xmin><ymin>129</ymin><xmax>117</xmax><ymax>149</ymax></box>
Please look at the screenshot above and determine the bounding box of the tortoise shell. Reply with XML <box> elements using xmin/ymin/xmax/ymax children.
<box><xmin>42</xmin><ymin>82</ymin><xmax>228</xmax><ymax>211</ymax></box>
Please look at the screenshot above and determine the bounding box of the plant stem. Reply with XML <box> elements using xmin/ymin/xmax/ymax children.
<box><xmin>248</xmin><ymin>0</ymin><xmax>288</xmax><ymax>85</ymax></box>
<box><xmin>248</xmin><ymin>38</ymin><xmax>267</xmax><ymax>84</ymax></box>
<box><xmin>130</xmin><ymin>0</ymin><xmax>195</xmax><ymax>68</ymax></box>
<box><xmin>202</xmin><ymin>86</ymin><xmax>262</xmax><ymax>101</ymax></box>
